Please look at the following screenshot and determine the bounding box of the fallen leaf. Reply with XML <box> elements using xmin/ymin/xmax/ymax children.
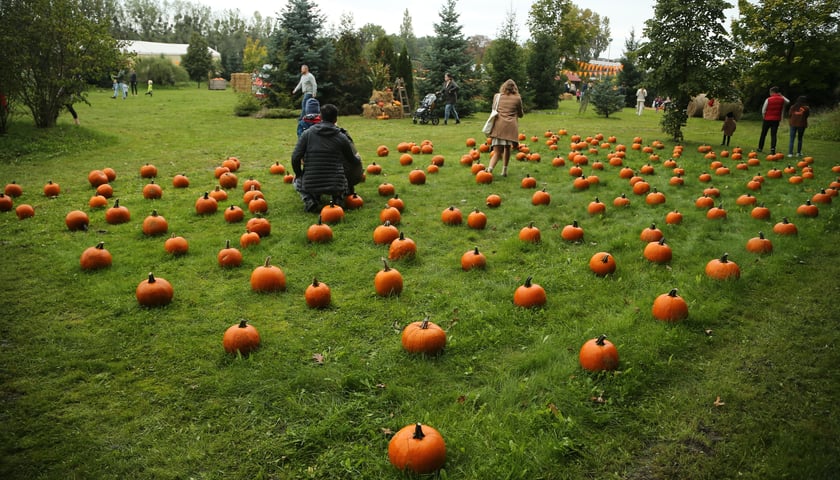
<box><xmin>456</xmin><ymin>395</ymin><xmax>466</xmax><ymax>404</ymax></box>
<box><xmin>590</xmin><ymin>395</ymin><xmax>606</xmax><ymax>404</ymax></box>
<box><xmin>380</xmin><ymin>427</ymin><xmax>392</xmax><ymax>436</ymax></box>
<box><xmin>376</xmin><ymin>383</ymin><xmax>386</xmax><ymax>389</ymax></box>
<box><xmin>705</xmin><ymin>329</ymin><xmax>714</xmax><ymax>336</ymax></box>
<box><xmin>547</xmin><ymin>402</ymin><xmax>559</xmax><ymax>416</ymax></box>
<box><xmin>713</xmin><ymin>396</ymin><xmax>725</xmax><ymax>407</ymax></box>
<box><xmin>311</xmin><ymin>353</ymin><xmax>324</xmax><ymax>364</ymax></box>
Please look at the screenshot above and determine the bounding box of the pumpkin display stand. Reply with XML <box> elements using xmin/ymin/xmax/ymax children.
<box><xmin>362</xmin><ymin>89</ymin><xmax>403</xmax><ymax>120</ymax></box>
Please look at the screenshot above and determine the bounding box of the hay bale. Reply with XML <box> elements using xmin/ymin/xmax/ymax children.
<box><xmin>369</xmin><ymin>89</ymin><xmax>395</xmax><ymax>105</ymax></box>
<box><xmin>687</xmin><ymin>94</ymin><xmax>707</xmax><ymax>118</ymax></box>
<box><xmin>704</xmin><ymin>99</ymin><xmax>743</xmax><ymax>121</ymax></box>
<box><xmin>231</xmin><ymin>73</ymin><xmax>252</xmax><ymax>93</ymax></box>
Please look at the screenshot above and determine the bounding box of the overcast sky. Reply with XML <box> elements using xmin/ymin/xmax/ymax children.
<box><xmin>200</xmin><ymin>0</ymin><xmax>738</xmax><ymax>59</ymax></box>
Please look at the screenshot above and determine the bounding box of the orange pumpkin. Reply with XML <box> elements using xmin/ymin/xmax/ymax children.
<box><xmin>388</xmin><ymin>232</ymin><xmax>417</xmax><ymax>260</ymax></box>
<box><xmin>375</xmin><ymin>259</ymin><xmax>403</xmax><ymax>296</ymax></box>
<box><xmin>307</xmin><ymin>215</ymin><xmax>333</xmax><ymax>243</ymax></box>
<box><xmin>141</xmin><ymin>210</ymin><xmax>168</xmax><ymax>236</ymax></box>
<box><xmin>250</xmin><ymin>256</ymin><xmax>286</xmax><ymax>292</ymax></box>
<box><xmin>222</xmin><ymin>320</ymin><xmax>261</xmax><ymax>355</ymax></box>
<box><xmin>164</xmin><ymin>234</ymin><xmax>189</xmax><ymax>255</ymax></box>
<box><xmin>373</xmin><ymin>221</ymin><xmax>400</xmax><ymax>245</ymax></box>
<box><xmin>644</xmin><ymin>237</ymin><xmax>672</xmax><ymax>264</ymax></box>
<box><xmin>461</xmin><ymin>246</ymin><xmax>487</xmax><ymax>271</ymax></box>
<box><xmin>467</xmin><ymin>208</ymin><xmax>487</xmax><ymax>229</ymax></box>
<box><xmin>773</xmin><ymin>217</ymin><xmax>797</xmax><ymax>235</ymax></box>
<box><xmin>143</xmin><ymin>181</ymin><xmax>163</xmax><ymax>199</ymax></box>
<box><xmin>652</xmin><ymin>289</ymin><xmax>688</xmax><ymax>322</ymax></box>
<box><xmin>441</xmin><ymin>206</ymin><xmax>462</xmax><ymax>225</ymax></box>
<box><xmin>705</xmin><ymin>253</ymin><xmax>740</xmax><ymax>280</ymax></box>
<box><xmin>401</xmin><ymin>317</ymin><xmax>446</xmax><ymax>355</ymax></box>
<box><xmin>80</xmin><ymin>242</ymin><xmax>112</xmax><ymax>270</ymax></box>
<box><xmin>304</xmin><ymin>278</ymin><xmax>331</xmax><ymax>308</ymax></box>
<box><xmin>388</xmin><ymin>423</ymin><xmax>446</xmax><ymax>474</ymax></box>
<box><xmin>561</xmin><ymin>220</ymin><xmax>584</xmax><ymax>242</ymax></box>
<box><xmin>195</xmin><ymin>192</ymin><xmax>218</xmax><ymax>215</ymax></box>
<box><xmin>513</xmin><ymin>276</ymin><xmax>546</xmax><ymax>308</ymax></box>
<box><xmin>746</xmin><ymin>231</ymin><xmax>773</xmax><ymax>254</ymax></box>
<box><xmin>65</xmin><ymin>210</ymin><xmax>90</xmax><ymax>231</ymax></box>
<box><xmin>217</xmin><ymin>240</ymin><xmax>243</xmax><ymax>268</ymax></box>
<box><xmin>589</xmin><ymin>252</ymin><xmax>616</xmax><ymax>277</ymax></box>
<box><xmin>579</xmin><ymin>335</ymin><xmax>619</xmax><ymax>371</ymax></box>
<box><xmin>136</xmin><ymin>272</ymin><xmax>173</xmax><ymax>307</ymax></box>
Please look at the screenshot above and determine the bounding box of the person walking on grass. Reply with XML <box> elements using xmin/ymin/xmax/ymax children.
<box><xmin>721</xmin><ymin>111</ymin><xmax>736</xmax><ymax>146</ymax></box>
<box><xmin>145</xmin><ymin>79</ymin><xmax>153</xmax><ymax>96</ymax></box>
<box><xmin>485</xmin><ymin>79</ymin><xmax>524</xmax><ymax>177</ymax></box>
<box><xmin>440</xmin><ymin>73</ymin><xmax>460</xmax><ymax>125</ymax></box>
<box><xmin>787</xmin><ymin>96</ymin><xmax>810</xmax><ymax>157</ymax></box>
<box><xmin>757</xmin><ymin>86</ymin><xmax>789</xmax><ymax>155</ymax></box>
<box><xmin>635</xmin><ymin>85</ymin><xmax>647</xmax><ymax>115</ymax></box>
<box><xmin>292</xmin><ymin>65</ymin><xmax>317</xmax><ymax>118</ymax></box>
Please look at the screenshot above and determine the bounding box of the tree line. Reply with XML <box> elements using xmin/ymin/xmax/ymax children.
<box><xmin>1</xmin><ymin>0</ymin><xmax>837</xmax><ymax>139</ymax></box>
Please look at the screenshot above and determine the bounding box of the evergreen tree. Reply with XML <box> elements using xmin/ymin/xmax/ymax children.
<box><xmin>370</xmin><ymin>36</ymin><xmax>397</xmax><ymax>84</ymax></box>
<box><xmin>332</xmin><ymin>18</ymin><xmax>371</xmax><ymax>114</ymax></box>
<box><xmin>525</xmin><ymin>33</ymin><xmax>561</xmax><ymax>109</ymax></box>
<box><xmin>269</xmin><ymin>0</ymin><xmax>333</xmax><ymax>108</ymax></box>
<box><xmin>395</xmin><ymin>44</ymin><xmax>415</xmax><ymax>105</ymax></box>
<box><xmin>483</xmin><ymin>13</ymin><xmax>525</xmax><ymax>100</ymax></box>
<box><xmin>182</xmin><ymin>32</ymin><xmax>214</xmax><ymax>87</ymax></box>
<box><xmin>419</xmin><ymin>0</ymin><xmax>477</xmax><ymax>116</ymax></box>
<box><xmin>399</xmin><ymin>9</ymin><xmax>418</xmax><ymax>59</ymax></box>
<box><xmin>589</xmin><ymin>79</ymin><xmax>624</xmax><ymax>118</ymax></box>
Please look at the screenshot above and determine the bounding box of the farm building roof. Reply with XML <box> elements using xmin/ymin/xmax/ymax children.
<box><xmin>122</xmin><ymin>40</ymin><xmax>221</xmax><ymax>63</ymax></box>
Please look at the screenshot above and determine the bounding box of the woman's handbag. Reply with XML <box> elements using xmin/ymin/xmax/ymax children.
<box><xmin>482</xmin><ymin>94</ymin><xmax>500</xmax><ymax>136</ymax></box>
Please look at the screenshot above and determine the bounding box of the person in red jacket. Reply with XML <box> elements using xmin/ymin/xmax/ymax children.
<box><xmin>757</xmin><ymin>86</ymin><xmax>789</xmax><ymax>155</ymax></box>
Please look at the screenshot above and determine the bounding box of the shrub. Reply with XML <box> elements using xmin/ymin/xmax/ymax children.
<box><xmin>810</xmin><ymin>106</ymin><xmax>840</xmax><ymax>142</ymax></box>
<box><xmin>256</xmin><ymin>107</ymin><xmax>298</xmax><ymax>119</ymax></box>
<box><xmin>233</xmin><ymin>94</ymin><xmax>262</xmax><ymax>117</ymax></box>
<box><xmin>135</xmin><ymin>56</ymin><xmax>188</xmax><ymax>86</ymax></box>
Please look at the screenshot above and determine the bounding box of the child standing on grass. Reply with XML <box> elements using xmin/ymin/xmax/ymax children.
<box><xmin>145</xmin><ymin>79</ymin><xmax>153</xmax><ymax>96</ymax></box>
<box><xmin>721</xmin><ymin>111</ymin><xmax>736</xmax><ymax>146</ymax></box>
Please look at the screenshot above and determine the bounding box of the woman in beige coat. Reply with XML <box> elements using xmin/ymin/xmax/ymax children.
<box><xmin>486</xmin><ymin>79</ymin><xmax>524</xmax><ymax>177</ymax></box>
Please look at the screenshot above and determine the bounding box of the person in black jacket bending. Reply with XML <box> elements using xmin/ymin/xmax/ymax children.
<box><xmin>291</xmin><ymin>104</ymin><xmax>362</xmax><ymax>213</ymax></box>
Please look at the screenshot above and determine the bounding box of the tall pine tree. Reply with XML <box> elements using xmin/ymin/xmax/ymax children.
<box><xmin>525</xmin><ymin>33</ymin><xmax>561</xmax><ymax>109</ymax></box>
<box><xmin>395</xmin><ymin>44</ymin><xmax>415</xmax><ymax>106</ymax></box>
<box><xmin>332</xmin><ymin>15</ymin><xmax>371</xmax><ymax>114</ymax></box>
<box><xmin>483</xmin><ymin>13</ymin><xmax>524</xmax><ymax>100</ymax></box>
<box><xmin>419</xmin><ymin>0</ymin><xmax>476</xmax><ymax>116</ymax></box>
<box><xmin>182</xmin><ymin>32</ymin><xmax>214</xmax><ymax>88</ymax></box>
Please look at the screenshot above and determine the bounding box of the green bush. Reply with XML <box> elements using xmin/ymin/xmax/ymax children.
<box><xmin>135</xmin><ymin>56</ymin><xmax>188</xmax><ymax>87</ymax></box>
<box><xmin>256</xmin><ymin>107</ymin><xmax>298</xmax><ymax>119</ymax></box>
<box><xmin>233</xmin><ymin>93</ymin><xmax>261</xmax><ymax>117</ymax></box>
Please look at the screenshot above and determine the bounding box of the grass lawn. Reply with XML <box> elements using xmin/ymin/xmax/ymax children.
<box><xmin>1</xmin><ymin>86</ymin><xmax>838</xmax><ymax>479</ymax></box>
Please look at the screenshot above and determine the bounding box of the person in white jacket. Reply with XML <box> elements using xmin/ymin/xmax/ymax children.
<box><xmin>635</xmin><ymin>86</ymin><xmax>648</xmax><ymax>115</ymax></box>
<box><xmin>292</xmin><ymin>65</ymin><xmax>317</xmax><ymax>117</ymax></box>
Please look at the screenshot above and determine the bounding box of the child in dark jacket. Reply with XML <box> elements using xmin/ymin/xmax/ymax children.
<box><xmin>721</xmin><ymin>111</ymin><xmax>736</xmax><ymax>146</ymax></box>
<box><xmin>297</xmin><ymin>98</ymin><xmax>321</xmax><ymax>137</ymax></box>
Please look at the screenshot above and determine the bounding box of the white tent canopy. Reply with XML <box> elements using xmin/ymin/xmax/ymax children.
<box><xmin>122</xmin><ymin>40</ymin><xmax>221</xmax><ymax>65</ymax></box>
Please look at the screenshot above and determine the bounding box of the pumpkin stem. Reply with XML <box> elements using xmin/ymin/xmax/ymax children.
<box><xmin>420</xmin><ymin>317</ymin><xmax>430</xmax><ymax>329</ymax></box>
<box><xmin>572</xmin><ymin>220</ymin><xmax>579</xmax><ymax>227</ymax></box>
<box><xmin>398</xmin><ymin>232</ymin><xmax>405</xmax><ymax>240</ymax></box>
<box><xmin>312</xmin><ymin>277</ymin><xmax>320</xmax><ymax>287</ymax></box>
<box><xmin>650</xmin><ymin>223</ymin><xmax>656</xmax><ymax>229</ymax></box>
<box><xmin>412</xmin><ymin>423</ymin><xmax>426</xmax><ymax>440</ymax></box>
<box><xmin>524</xmin><ymin>276</ymin><xmax>533</xmax><ymax>287</ymax></box>
<box><xmin>113</xmin><ymin>198</ymin><xmax>121</xmax><ymax>208</ymax></box>
<box><xmin>782</xmin><ymin>217</ymin><xmax>790</xmax><ymax>224</ymax></box>
<box><xmin>382</xmin><ymin>258</ymin><xmax>391</xmax><ymax>271</ymax></box>
<box><xmin>601</xmin><ymin>254</ymin><xmax>611</xmax><ymax>263</ymax></box>
<box><xmin>151</xmin><ymin>210</ymin><xmax>159</xmax><ymax>216</ymax></box>
<box><xmin>595</xmin><ymin>334</ymin><xmax>608</xmax><ymax>346</ymax></box>
<box><xmin>668</xmin><ymin>288</ymin><xmax>679</xmax><ymax>297</ymax></box>
<box><xmin>594</xmin><ymin>197</ymin><xmax>600</xmax><ymax>203</ymax></box>
<box><xmin>96</xmin><ymin>241</ymin><xmax>106</xmax><ymax>250</ymax></box>
<box><xmin>225</xmin><ymin>239</ymin><xmax>231</xmax><ymax>248</ymax></box>
<box><xmin>263</xmin><ymin>256</ymin><xmax>272</xmax><ymax>267</ymax></box>
<box><xmin>528</xmin><ymin>221</ymin><xmax>535</xmax><ymax>228</ymax></box>
<box><xmin>147</xmin><ymin>272</ymin><xmax>156</xmax><ymax>283</ymax></box>
<box><xmin>473</xmin><ymin>246</ymin><xmax>480</xmax><ymax>255</ymax></box>
<box><xmin>238</xmin><ymin>319</ymin><xmax>248</xmax><ymax>328</ymax></box>
<box><xmin>758</xmin><ymin>231</ymin><xmax>765</xmax><ymax>239</ymax></box>
<box><xmin>317</xmin><ymin>215</ymin><xmax>324</xmax><ymax>225</ymax></box>
<box><xmin>658</xmin><ymin>237</ymin><xmax>667</xmax><ymax>246</ymax></box>
<box><xmin>203</xmin><ymin>192</ymin><xmax>210</xmax><ymax>199</ymax></box>
<box><xmin>720</xmin><ymin>253</ymin><xmax>729</xmax><ymax>263</ymax></box>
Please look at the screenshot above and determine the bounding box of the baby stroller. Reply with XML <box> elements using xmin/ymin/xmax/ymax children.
<box><xmin>412</xmin><ymin>93</ymin><xmax>439</xmax><ymax>125</ymax></box>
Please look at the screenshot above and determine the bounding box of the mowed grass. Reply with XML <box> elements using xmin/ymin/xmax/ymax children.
<box><xmin>1</xmin><ymin>87</ymin><xmax>839</xmax><ymax>479</ymax></box>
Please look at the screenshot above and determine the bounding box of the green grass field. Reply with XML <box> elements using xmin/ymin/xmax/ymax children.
<box><xmin>1</xmin><ymin>87</ymin><xmax>838</xmax><ymax>479</ymax></box>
